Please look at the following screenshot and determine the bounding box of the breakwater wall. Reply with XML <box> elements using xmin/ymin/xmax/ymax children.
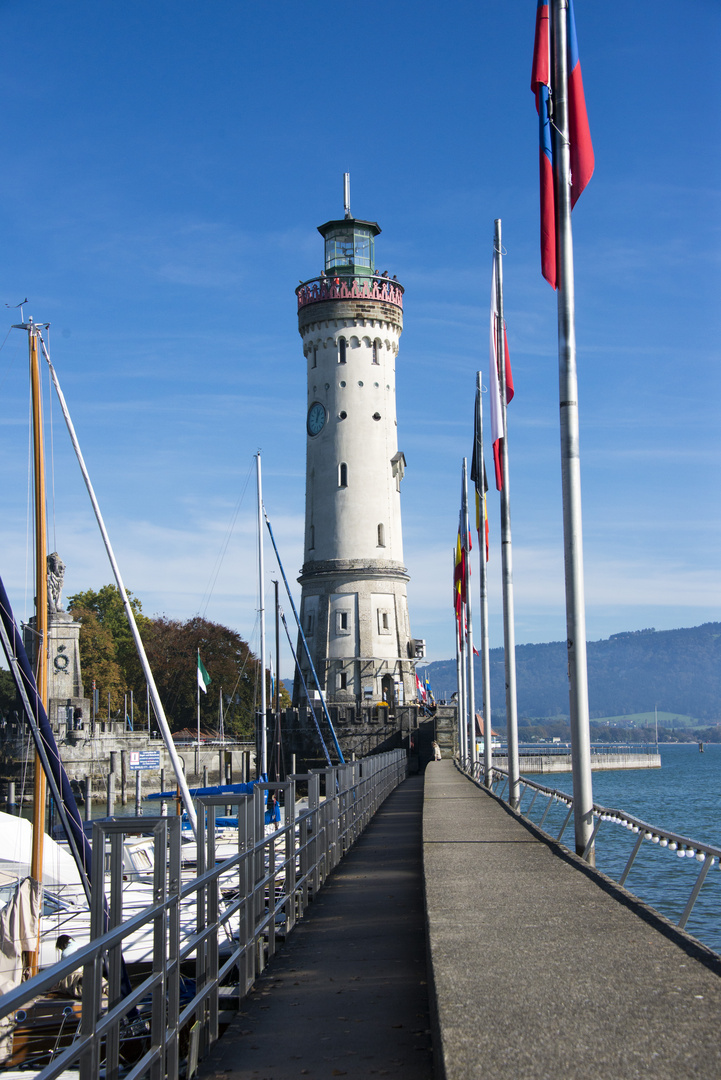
<box><xmin>492</xmin><ymin>750</ymin><xmax>661</xmax><ymax>774</ymax></box>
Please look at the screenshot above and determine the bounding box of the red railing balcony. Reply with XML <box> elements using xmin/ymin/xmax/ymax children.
<box><xmin>296</xmin><ymin>274</ymin><xmax>404</xmax><ymax>312</ymax></box>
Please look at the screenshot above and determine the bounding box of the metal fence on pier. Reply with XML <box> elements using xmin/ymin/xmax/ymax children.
<box><xmin>0</xmin><ymin>750</ymin><xmax>407</xmax><ymax>1080</ymax></box>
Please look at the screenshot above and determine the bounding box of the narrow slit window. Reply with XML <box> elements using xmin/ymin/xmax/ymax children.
<box><xmin>372</xmin><ymin>340</ymin><xmax>380</xmax><ymax>365</ymax></box>
<box><xmin>339</xmin><ymin>672</ymin><xmax>347</xmax><ymax>690</ymax></box>
<box><xmin>338</xmin><ymin>337</ymin><xmax>347</xmax><ymax>364</ymax></box>
<box><xmin>377</xmin><ymin>523</ymin><xmax>385</xmax><ymax>547</ymax></box>
<box><xmin>312</xmin><ymin>347</ymin><xmax>317</xmax><ymax>369</ymax></box>
<box><xmin>340</xmin><ymin>612</ymin><xmax>348</xmax><ymax>630</ymax></box>
<box><xmin>339</xmin><ymin>462</ymin><xmax>348</xmax><ymax>487</ymax></box>
<box><xmin>382</xmin><ymin>612</ymin><xmax>389</xmax><ymax>630</ymax></box>
<box><xmin>309</xmin><ymin>524</ymin><xmax>315</xmax><ymax>550</ymax></box>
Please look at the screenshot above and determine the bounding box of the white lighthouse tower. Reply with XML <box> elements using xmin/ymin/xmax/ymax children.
<box><xmin>295</xmin><ymin>177</ymin><xmax>418</xmax><ymax>712</ymax></box>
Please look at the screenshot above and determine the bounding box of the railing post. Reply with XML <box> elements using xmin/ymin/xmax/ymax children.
<box><xmin>619</xmin><ymin>830</ymin><xmax>645</xmax><ymax>886</ymax></box>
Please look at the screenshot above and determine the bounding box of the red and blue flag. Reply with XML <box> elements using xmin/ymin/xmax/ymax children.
<box><xmin>531</xmin><ymin>0</ymin><xmax>594</xmax><ymax>289</ymax></box>
<box><xmin>567</xmin><ymin>0</ymin><xmax>594</xmax><ymax>206</ymax></box>
<box><xmin>531</xmin><ymin>0</ymin><xmax>556</xmax><ymax>288</ymax></box>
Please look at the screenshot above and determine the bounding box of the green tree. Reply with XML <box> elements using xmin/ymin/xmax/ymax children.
<box><xmin>0</xmin><ymin>667</ymin><xmax>19</xmax><ymax>720</ymax></box>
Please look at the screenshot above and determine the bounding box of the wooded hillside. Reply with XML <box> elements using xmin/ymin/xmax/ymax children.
<box><xmin>422</xmin><ymin>623</ymin><xmax>721</xmax><ymax>725</ymax></box>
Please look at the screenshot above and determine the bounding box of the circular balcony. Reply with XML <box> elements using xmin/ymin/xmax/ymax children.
<box><xmin>296</xmin><ymin>273</ymin><xmax>404</xmax><ymax>312</ymax></box>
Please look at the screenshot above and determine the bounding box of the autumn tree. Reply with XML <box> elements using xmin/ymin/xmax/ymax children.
<box><xmin>68</xmin><ymin>584</ymin><xmax>265</xmax><ymax>737</ymax></box>
<box><xmin>68</xmin><ymin>585</ymin><xmax>151</xmax><ymax>716</ymax></box>
<box><xmin>141</xmin><ymin>615</ymin><xmax>259</xmax><ymax>738</ymax></box>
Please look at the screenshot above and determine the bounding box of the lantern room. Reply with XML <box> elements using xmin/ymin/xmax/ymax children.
<box><xmin>318</xmin><ymin>217</ymin><xmax>381</xmax><ymax>278</ymax></box>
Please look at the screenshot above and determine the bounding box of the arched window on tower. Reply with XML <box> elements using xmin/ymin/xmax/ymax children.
<box><xmin>339</xmin><ymin>462</ymin><xmax>348</xmax><ymax>488</ymax></box>
<box><xmin>338</xmin><ymin>337</ymin><xmax>347</xmax><ymax>364</ymax></box>
<box><xmin>312</xmin><ymin>346</ymin><xmax>317</xmax><ymax>369</ymax></box>
<box><xmin>377</xmin><ymin>523</ymin><xmax>385</xmax><ymax>547</ymax></box>
<box><xmin>372</xmin><ymin>340</ymin><xmax>380</xmax><ymax>365</ymax></box>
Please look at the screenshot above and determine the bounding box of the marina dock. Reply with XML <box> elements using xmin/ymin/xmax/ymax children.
<box><xmin>201</xmin><ymin>760</ymin><xmax>721</xmax><ymax>1079</ymax></box>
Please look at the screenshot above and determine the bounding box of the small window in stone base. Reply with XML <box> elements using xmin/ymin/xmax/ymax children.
<box><xmin>339</xmin><ymin>672</ymin><xmax>348</xmax><ymax>691</ymax></box>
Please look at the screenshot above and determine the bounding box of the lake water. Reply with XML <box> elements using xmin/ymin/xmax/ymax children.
<box><xmin>524</xmin><ymin>743</ymin><xmax>721</xmax><ymax>954</ymax></box>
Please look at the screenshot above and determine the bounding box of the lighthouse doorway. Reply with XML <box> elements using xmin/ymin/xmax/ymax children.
<box><xmin>381</xmin><ymin>674</ymin><xmax>395</xmax><ymax>708</ymax></box>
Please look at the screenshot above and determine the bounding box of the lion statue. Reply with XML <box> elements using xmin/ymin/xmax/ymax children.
<box><xmin>47</xmin><ymin>552</ymin><xmax>66</xmax><ymax>613</ymax></box>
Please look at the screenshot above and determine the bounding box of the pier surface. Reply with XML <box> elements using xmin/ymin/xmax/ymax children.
<box><xmin>425</xmin><ymin>760</ymin><xmax>721</xmax><ymax>1079</ymax></box>
<box><xmin>197</xmin><ymin>774</ymin><xmax>433</xmax><ymax>1079</ymax></box>
<box><xmin>198</xmin><ymin>762</ymin><xmax>721</xmax><ymax>1079</ymax></box>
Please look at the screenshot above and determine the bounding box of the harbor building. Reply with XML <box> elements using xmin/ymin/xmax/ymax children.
<box><xmin>294</xmin><ymin>180</ymin><xmax>422</xmax><ymax>713</ymax></box>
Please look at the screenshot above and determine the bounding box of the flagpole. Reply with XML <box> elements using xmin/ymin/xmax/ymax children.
<box><xmin>475</xmin><ymin>372</ymin><xmax>493</xmax><ymax>785</ymax></box>
<box><xmin>256</xmin><ymin>452</ymin><xmax>267</xmax><ymax>777</ymax></box>
<box><xmin>453</xmin><ymin>547</ymin><xmax>465</xmax><ymax>763</ymax></box>
<box><xmin>551</xmin><ymin>0</ymin><xmax>594</xmax><ymax>858</ymax></box>
<box><xmin>494</xmin><ymin>218</ymin><xmax>520</xmax><ymax>808</ymax></box>
<box><xmin>197</xmin><ymin>649</ymin><xmax>201</xmax><ymax>747</ymax></box>
<box><xmin>462</xmin><ymin>459</ymin><xmax>477</xmax><ymax>767</ymax></box>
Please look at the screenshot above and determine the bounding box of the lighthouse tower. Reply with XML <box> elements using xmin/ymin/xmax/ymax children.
<box><xmin>295</xmin><ymin>178</ymin><xmax>417</xmax><ymax>711</ymax></box>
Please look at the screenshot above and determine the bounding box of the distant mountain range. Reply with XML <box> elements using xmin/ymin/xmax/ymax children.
<box><xmin>421</xmin><ymin>623</ymin><xmax>721</xmax><ymax>724</ymax></box>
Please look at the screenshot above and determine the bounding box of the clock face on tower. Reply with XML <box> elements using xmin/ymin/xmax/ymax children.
<box><xmin>307</xmin><ymin>401</ymin><xmax>326</xmax><ymax>437</ymax></box>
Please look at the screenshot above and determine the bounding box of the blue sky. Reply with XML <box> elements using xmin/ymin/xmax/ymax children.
<box><xmin>0</xmin><ymin>1</ymin><xmax>718</xmax><ymax>677</ymax></box>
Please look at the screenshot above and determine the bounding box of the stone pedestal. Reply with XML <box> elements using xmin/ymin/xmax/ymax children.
<box><xmin>48</xmin><ymin>612</ymin><xmax>90</xmax><ymax>735</ymax></box>
<box><xmin>23</xmin><ymin>611</ymin><xmax>90</xmax><ymax>735</ymax></box>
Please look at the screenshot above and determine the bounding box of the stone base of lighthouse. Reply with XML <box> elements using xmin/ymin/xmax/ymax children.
<box><xmin>294</xmin><ymin>558</ymin><xmax>417</xmax><ymax>710</ymax></box>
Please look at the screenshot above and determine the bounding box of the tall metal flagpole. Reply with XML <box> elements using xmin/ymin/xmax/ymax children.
<box><xmin>462</xmin><ymin>459</ymin><xmax>477</xmax><ymax>766</ymax></box>
<box><xmin>494</xmin><ymin>219</ymin><xmax>520</xmax><ymax>808</ymax></box>
<box><xmin>256</xmin><ymin>452</ymin><xmax>267</xmax><ymax>777</ymax></box>
<box><xmin>453</xmin><ymin>547</ymin><xmax>465</xmax><ymax>763</ymax></box>
<box><xmin>551</xmin><ymin>0</ymin><xmax>594</xmax><ymax>857</ymax></box>
<box><xmin>475</xmin><ymin>372</ymin><xmax>493</xmax><ymax>785</ymax></box>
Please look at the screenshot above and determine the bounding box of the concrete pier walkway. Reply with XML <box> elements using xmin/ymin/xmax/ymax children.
<box><xmin>425</xmin><ymin>761</ymin><xmax>721</xmax><ymax>1079</ymax></box>
<box><xmin>197</xmin><ymin>774</ymin><xmax>433</xmax><ymax>1080</ymax></box>
<box><xmin>197</xmin><ymin>762</ymin><xmax>721</xmax><ymax>1079</ymax></box>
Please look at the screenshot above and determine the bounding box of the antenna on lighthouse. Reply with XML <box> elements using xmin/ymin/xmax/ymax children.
<box><xmin>343</xmin><ymin>172</ymin><xmax>351</xmax><ymax>219</ymax></box>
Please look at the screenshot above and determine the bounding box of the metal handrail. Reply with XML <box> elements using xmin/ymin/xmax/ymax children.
<box><xmin>460</xmin><ymin>758</ymin><xmax>721</xmax><ymax>937</ymax></box>
<box><xmin>0</xmin><ymin>750</ymin><xmax>407</xmax><ymax>1080</ymax></box>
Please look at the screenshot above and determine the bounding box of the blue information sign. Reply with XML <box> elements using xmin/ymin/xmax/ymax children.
<box><xmin>129</xmin><ymin>751</ymin><xmax>161</xmax><ymax>771</ymax></box>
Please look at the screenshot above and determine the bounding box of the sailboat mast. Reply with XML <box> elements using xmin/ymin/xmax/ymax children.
<box><xmin>35</xmin><ymin>331</ymin><xmax>199</xmax><ymax>838</ymax></box>
<box><xmin>29</xmin><ymin>319</ymin><xmax>48</xmax><ymax>976</ymax></box>
<box><xmin>256</xmin><ymin>453</ymin><xmax>267</xmax><ymax>775</ymax></box>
